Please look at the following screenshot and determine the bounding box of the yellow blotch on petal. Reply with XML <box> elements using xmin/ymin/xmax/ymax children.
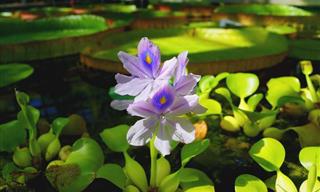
<box><xmin>145</xmin><ymin>54</ymin><xmax>152</xmax><ymax>64</ymax></box>
<box><xmin>160</xmin><ymin>96</ymin><xmax>167</xmax><ymax>104</ymax></box>
<box><xmin>194</xmin><ymin>120</ymin><xmax>208</xmax><ymax>140</ymax></box>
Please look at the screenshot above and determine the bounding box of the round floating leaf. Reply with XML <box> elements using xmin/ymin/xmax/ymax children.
<box><xmin>0</xmin><ymin>64</ymin><xmax>33</xmax><ymax>88</ymax></box>
<box><xmin>226</xmin><ymin>73</ymin><xmax>259</xmax><ymax>99</ymax></box>
<box><xmin>249</xmin><ymin>138</ymin><xmax>285</xmax><ymax>172</ymax></box>
<box><xmin>181</xmin><ymin>139</ymin><xmax>210</xmax><ymax>167</ymax></box>
<box><xmin>96</xmin><ymin>164</ymin><xmax>127</xmax><ymax>190</ymax></box>
<box><xmin>299</xmin><ymin>147</ymin><xmax>320</xmax><ymax>175</ymax></box>
<box><xmin>235</xmin><ymin>174</ymin><xmax>267</xmax><ymax>192</ymax></box>
<box><xmin>266</xmin><ymin>77</ymin><xmax>301</xmax><ymax>108</ymax></box>
<box><xmin>0</xmin><ymin>120</ymin><xmax>26</xmax><ymax>152</ymax></box>
<box><xmin>180</xmin><ymin>168</ymin><xmax>213</xmax><ymax>191</ymax></box>
<box><xmin>184</xmin><ymin>185</ymin><xmax>215</xmax><ymax>192</ymax></box>
<box><xmin>100</xmin><ymin>124</ymin><xmax>129</xmax><ymax>152</ymax></box>
<box><xmin>275</xmin><ymin>171</ymin><xmax>297</xmax><ymax>192</ymax></box>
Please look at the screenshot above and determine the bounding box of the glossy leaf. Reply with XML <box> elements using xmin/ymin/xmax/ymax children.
<box><xmin>249</xmin><ymin>138</ymin><xmax>285</xmax><ymax>172</ymax></box>
<box><xmin>0</xmin><ymin>64</ymin><xmax>33</xmax><ymax>88</ymax></box>
<box><xmin>226</xmin><ymin>73</ymin><xmax>259</xmax><ymax>99</ymax></box>
<box><xmin>290</xmin><ymin>124</ymin><xmax>320</xmax><ymax>147</ymax></box>
<box><xmin>198</xmin><ymin>75</ymin><xmax>217</xmax><ymax>93</ymax></box>
<box><xmin>0</xmin><ymin>120</ymin><xmax>26</xmax><ymax>152</ymax></box>
<box><xmin>159</xmin><ymin>171</ymin><xmax>180</xmax><ymax>192</ymax></box>
<box><xmin>275</xmin><ymin>171</ymin><xmax>298</xmax><ymax>192</ymax></box>
<box><xmin>156</xmin><ymin>157</ymin><xmax>171</xmax><ymax>186</ymax></box>
<box><xmin>180</xmin><ymin>168</ymin><xmax>213</xmax><ymax>190</ymax></box>
<box><xmin>235</xmin><ymin>174</ymin><xmax>267</xmax><ymax>192</ymax></box>
<box><xmin>181</xmin><ymin>139</ymin><xmax>210</xmax><ymax>167</ymax></box>
<box><xmin>51</xmin><ymin>117</ymin><xmax>69</xmax><ymax>136</ymax></box>
<box><xmin>299</xmin><ymin>147</ymin><xmax>320</xmax><ymax>176</ymax></box>
<box><xmin>215</xmin><ymin>87</ymin><xmax>233</xmax><ymax>106</ymax></box>
<box><xmin>96</xmin><ymin>164</ymin><xmax>127</xmax><ymax>190</ymax></box>
<box><xmin>199</xmin><ymin>96</ymin><xmax>222</xmax><ymax>115</ymax></box>
<box><xmin>247</xmin><ymin>93</ymin><xmax>263</xmax><ymax>111</ymax></box>
<box><xmin>100</xmin><ymin>124</ymin><xmax>129</xmax><ymax>152</ymax></box>
<box><xmin>185</xmin><ymin>185</ymin><xmax>215</xmax><ymax>192</ymax></box>
<box><xmin>299</xmin><ymin>180</ymin><xmax>320</xmax><ymax>192</ymax></box>
<box><xmin>266</xmin><ymin>77</ymin><xmax>301</xmax><ymax>108</ymax></box>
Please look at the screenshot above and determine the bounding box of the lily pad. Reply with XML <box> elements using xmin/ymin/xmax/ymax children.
<box><xmin>0</xmin><ymin>63</ymin><xmax>33</xmax><ymax>88</ymax></box>
<box><xmin>289</xmin><ymin>39</ymin><xmax>320</xmax><ymax>61</ymax></box>
<box><xmin>81</xmin><ymin>27</ymin><xmax>287</xmax><ymax>74</ymax></box>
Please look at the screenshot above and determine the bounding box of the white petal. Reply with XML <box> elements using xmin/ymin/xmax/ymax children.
<box><xmin>115</xmin><ymin>78</ymin><xmax>151</xmax><ymax>96</ymax></box>
<box><xmin>167</xmin><ymin>116</ymin><xmax>195</xmax><ymax>144</ymax></box>
<box><xmin>154</xmin><ymin>119</ymin><xmax>174</xmax><ymax>156</ymax></box>
<box><xmin>110</xmin><ymin>100</ymin><xmax>133</xmax><ymax>111</ymax></box>
<box><xmin>158</xmin><ymin>57</ymin><xmax>177</xmax><ymax>79</ymax></box>
<box><xmin>127</xmin><ymin>117</ymin><xmax>158</xmax><ymax>146</ymax></box>
<box><xmin>134</xmin><ymin>83</ymin><xmax>153</xmax><ymax>102</ymax></box>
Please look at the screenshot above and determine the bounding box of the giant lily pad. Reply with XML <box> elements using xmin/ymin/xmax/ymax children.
<box><xmin>0</xmin><ymin>15</ymin><xmax>127</xmax><ymax>63</ymax></box>
<box><xmin>81</xmin><ymin>27</ymin><xmax>287</xmax><ymax>74</ymax></box>
<box><xmin>289</xmin><ymin>39</ymin><xmax>320</xmax><ymax>60</ymax></box>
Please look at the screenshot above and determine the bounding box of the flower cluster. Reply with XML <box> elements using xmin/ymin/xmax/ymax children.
<box><xmin>112</xmin><ymin>37</ymin><xmax>204</xmax><ymax>155</ymax></box>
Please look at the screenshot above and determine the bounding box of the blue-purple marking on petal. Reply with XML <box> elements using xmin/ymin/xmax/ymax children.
<box><xmin>139</xmin><ymin>50</ymin><xmax>156</xmax><ymax>74</ymax></box>
<box><xmin>151</xmin><ymin>86</ymin><xmax>175</xmax><ymax>113</ymax></box>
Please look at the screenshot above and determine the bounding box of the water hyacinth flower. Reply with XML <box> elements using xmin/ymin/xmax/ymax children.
<box><xmin>126</xmin><ymin>85</ymin><xmax>203</xmax><ymax>156</ymax></box>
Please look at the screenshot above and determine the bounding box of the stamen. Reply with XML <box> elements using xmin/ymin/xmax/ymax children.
<box><xmin>145</xmin><ymin>54</ymin><xmax>152</xmax><ymax>64</ymax></box>
<box><xmin>160</xmin><ymin>96</ymin><xmax>167</xmax><ymax>104</ymax></box>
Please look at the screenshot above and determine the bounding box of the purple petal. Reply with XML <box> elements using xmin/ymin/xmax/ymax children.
<box><xmin>175</xmin><ymin>74</ymin><xmax>200</xmax><ymax>96</ymax></box>
<box><xmin>127</xmin><ymin>117</ymin><xmax>158</xmax><ymax>146</ymax></box>
<box><xmin>175</xmin><ymin>51</ymin><xmax>189</xmax><ymax>83</ymax></box>
<box><xmin>115</xmin><ymin>73</ymin><xmax>133</xmax><ymax>84</ymax></box>
<box><xmin>167</xmin><ymin>116</ymin><xmax>195</xmax><ymax>144</ymax></box>
<box><xmin>118</xmin><ymin>51</ymin><xmax>149</xmax><ymax>78</ymax></box>
<box><xmin>115</xmin><ymin>78</ymin><xmax>152</xmax><ymax>96</ymax></box>
<box><xmin>157</xmin><ymin>57</ymin><xmax>177</xmax><ymax>79</ymax></box>
<box><xmin>151</xmin><ymin>85</ymin><xmax>175</xmax><ymax>113</ymax></box>
<box><xmin>110</xmin><ymin>100</ymin><xmax>133</xmax><ymax>111</ymax></box>
<box><xmin>168</xmin><ymin>95</ymin><xmax>199</xmax><ymax>116</ymax></box>
<box><xmin>127</xmin><ymin>100</ymin><xmax>159</xmax><ymax>117</ymax></box>
<box><xmin>138</xmin><ymin>37</ymin><xmax>161</xmax><ymax>78</ymax></box>
<box><xmin>134</xmin><ymin>83</ymin><xmax>153</xmax><ymax>102</ymax></box>
<box><xmin>154</xmin><ymin>119</ymin><xmax>174</xmax><ymax>156</ymax></box>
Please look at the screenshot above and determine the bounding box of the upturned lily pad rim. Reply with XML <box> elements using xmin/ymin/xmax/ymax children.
<box><xmin>81</xmin><ymin>27</ymin><xmax>287</xmax><ymax>74</ymax></box>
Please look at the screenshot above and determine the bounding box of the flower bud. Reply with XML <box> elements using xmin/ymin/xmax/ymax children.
<box><xmin>263</xmin><ymin>127</ymin><xmax>285</xmax><ymax>140</ymax></box>
<box><xmin>156</xmin><ymin>157</ymin><xmax>171</xmax><ymax>186</ymax></box>
<box><xmin>37</xmin><ymin>132</ymin><xmax>55</xmax><ymax>153</ymax></box>
<box><xmin>13</xmin><ymin>147</ymin><xmax>32</xmax><ymax>168</ymax></box>
<box><xmin>59</xmin><ymin>145</ymin><xmax>72</xmax><ymax>161</ymax></box>
<box><xmin>124</xmin><ymin>152</ymin><xmax>148</xmax><ymax>192</ymax></box>
<box><xmin>45</xmin><ymin>138</ymin><xmax>61</xmax><ymax>161</ymax></box>
<box><xmin>300</xmin><ymin>60</ymin><xmax>313</xmax><ymax>75</ymax></box>
<box><xmin>194</xmin><ymin>120</ymin><xmax>208</xmax><ymax>140</ymax></box>
<box><xmin>220</xmin><ymin>116</ymin><xmax>240</xmax><ymax>132</ymax></box>
<box><xmin>124</xmin><ymin>185</ymin><xmax>140</xmax><ymax>192</ymax></box>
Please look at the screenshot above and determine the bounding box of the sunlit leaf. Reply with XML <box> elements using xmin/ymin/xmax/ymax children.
<box><xmin>249</xmin><ymin>138</ymin><xmax>285</xmax><ymax>172</ymax></box>
<box><xmin>275</xmin><ymin>171</ymin><xmax>297</xmax><ymax>192</ymax></box>
<box><xmin>226</xmin><ymin>73</ymin><xmax>259</xmax><ymax>99</ymax></box>
<box><xmin>235</xmin><ymin>174</ymin><xmax>267</xmax><ymax>192</ymax></box>
<box><xmin>184</xmin><ymin>185</ymin><xmax>215</xmax><ymax>192</ymax></box>
<box><xmin>181</xmin><ymin>139</ymin><xmax>210</xmax><ymax>167</ymax></box>
<box><xmin>100</xmin><ymin>124</ymin><xmax>129</xmax><ymax>152</ymax></box>
<box><xmin>180</xmin><ymin>168</ymin><xmax>213</xmax><ymax>190</ymax></box>
<box><xmin>299</xmin><ymin>147</ymin><xmax>320</xmax><ymax>176</ymax></box>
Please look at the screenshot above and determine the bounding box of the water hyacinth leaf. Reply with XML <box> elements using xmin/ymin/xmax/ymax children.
<box><xmin>181</xmin><ymin>139</ymin><xmax>210</xmax><ymax>167</ymax></box>
<box><xmin>226</xmin><ymin>73</ymin><xmax>259</xmax><ymax>99</ymax></box>
<box><xmin>235</xmin><ymin>174</ymin><xmax>267</xmax><ymax>192</ymax></box>
<box><xmin>51</xmin><ymin>117</ymin><xmax>69</xmax><ymax>136</ymax></box>
<box><xmin>290</xmin><ymin>124</ymin><xmax>320</xmax><ymax>147</ymax></box>
<box><xmin>96</xmin><ymin>164</ymin><xmax>127</xmax><ymax>190</ymax></box>
<box><xmin>264</xmin><ymin>175</ymin><xmax>276</xmax><ymax>191</ymax></box>
<box><xmin>184</xmin><ymin>185</ymin><xmax>215</xmax><ymax>192</ymax></box>
<box><xmin>215</xmin><ymin>87</ymin><xmax>233</xmax><ymax>106</ymax></box>
<box><xmin>241</xmin><ymin>110</ymin><xmax>278</xmax><ymax>123</ymax></box>
<box><xmin>299</xmin><ymin>180</ymin><xmax>320</xmax><ymax>192</ymax></box>
<box><xmin>124</xmin><ymin>152</ymin><xmax>148</xmax><ymax>192</ymax></box>
<box><xmin>180</xmin><ymin>168</ymin><xmax>213</xmax><ymax>190</ymax></box>
<box><xmin>0</xmin><ymin>120</ymin><xmax>26</xmax><ymax>152</ymax></box>
<box><xmin>15</xmin><ymin>91</ymin><xmax>30</xmax><ymax>106</ymax></box>
<box><xmin>275</xmin><ymin>171</ymin><xmax>298</xmax><ymax>192</ymax></box>
<box><xmin>249</xmin><ymin>138</ymin><xmax>285</xmax><ymax>172</ymax></box>
<box><xmin>247</xmin><ymin>93</ymin><xmax>263</xmax><ymax>111</ymax></box>
<box><xmin>108</xmin><ymin>87</ymin><xmax>134</xmax><ymax>100</ymax></box>
<box><xmin>198</xmin><ymin>75</ymin><xmax>217</xmax><ymax>93</ymax></box>
<box><xmin>156</xmin><ymin>157</ymin><xmax>171</xmax><ymax>186</ymax></box>
<box><xmin>266</xmin><ymin>77</ymin><xmax>301</xmax><ymax>108</ymax></box>
<box><xmin>17</xmin><ymin>106</ymin><xmax>40</xmax><ymax>135</ymax></box>
<box><xmin>299</xmin><ymin>147</ymin><xmax>320</xmax><ymax>176</ymax></box>
<box><xmin>276</xmin><ymin>96</ymin><xmax>305</xmax><ymax>108</ymax></box>
<box><xmin>125</xmin><ymin>185</ymin><xmax>140</xmax><ymax>192</ymax></box>
<box><xmin>199</xmin><ymin>96</ymin><xmax>222</xmax><ymax>115</ymax></box>
<box><xmin>100</xmin><ymin>124</ymin><xmax>130</xmax><ymax>152</ymax></box>
<box><xmin>159</xmin><ymin>171</ymin><xmax>180</xmax><ymax>192</ymax></box>
<box><xmin>46</xmin><ymin>138</ymin><xmax>104</xmax><ymax>192</ymax></box>
<box><xmin>0</xmin><ymin>64</ymin><xmax>33</xmax><ymax>88</ymax></box>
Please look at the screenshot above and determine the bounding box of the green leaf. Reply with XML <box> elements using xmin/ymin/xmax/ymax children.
<box><xmin>156</xmin><ymin>157</ymin><xmax>171</xmax><ymax>186</ymax></box>
<box><xmin>215</xmin><ymin>87</ymin><xmax>233</xmax><ymax>106</ymax></box>
<box><xmin>226</xmin><ymin>73</ymin><xmax>259</xmax><ymax>99</ymax></box>
<box><xmin>46</xmin><ymin>138</ymin><xmax>104</xmax><ymax>192</ymax></box>
<box><xmin>266</xmin><ymin>77</ymin><xmax>301</xmax><ymax>108</ymax></box>
<box><xmin>0</xmin><ymin>64</ymin><xmax>33</xmax><ymax>88</ymax></box>
<box><xmin>247</xmin><ymin>93</ymin><xmax>263</xmax><ymax>111</ymax></box>
<box><xmin>249</xmin><ymin>138</ymin><xmax>285</xmax><ymax>172</ymax></box>
<box><xmin>299</xmin><ymin>147</ymin><xmax>320</xmax><ymax>176</ymax></box>
<box><xmin>264</xmin><ymin>175</ymin><xmax>277</xmax><ymax>191</ymax></box>
<box><xmin>0</xmin><ymin>120</ymin><xmax>26</xmax><ymax>152</ymax></box>
<box><xmin>100</xmin><ymin>124</ymin><xmax>129</xmax><ymax>152</ymax></box>
<box><xmin>235</xmin><ymin>174</ymin><xmax>267</xmax><ymax>192</ymax></box>
<box><xmin>181</xmin><ymin>139</ymin><xmax>210</xmax><ymax>167</ymax></box>
<box><xmin>184</xmin><ymin>185</ymin><xmax>215</xmax><ymax>192</ymax></box>
<box><xmin>199</xmin><ymin>96</ymin><xmax>222</xmax><ymax>115</ymax></box>
<box><xmin>51</xmin><ymin>117</ymin><xmax>69</xmax><ymax>137</ymax></box>
<box><xmin>96</xmin><ymin>164</ymin><xmax>127</xmax><ymax>190</ymax></box>
<box><xmin>159</xmin><ymin>171</ymin><xmax>180</xmax><ymax>192</ymax></box>
<box><xmin>15</xmin><ymin>91</ymin><xmax>30</xmax><ymax>107</ymax></box>
<box><xmin>180</xmin><ymin>168</ymin><xmax>213</xmax><ymax>190</ymax></box>
<box><xmin>108</xmin><ymin>87</ymin><xmax>134</xmax><ymax>100</ymax></box>
<box><xmin>275</xmin><ymin>171</ymin><xmax>298</xmax><ymax>192</ymax></box>
<box><xmin>276</xmin><ymin>96</ymin><xmax>305</xmax><ymax>108</ymax></box>
<box><xmin>299</xmin><ymin>180</ymin><xmax>320</xmax><ymax>192</ymax></box>
<box><xmin>199</xmin><ymin>75</ymin><xmax>216</xmax><ymax>93</ymax></box>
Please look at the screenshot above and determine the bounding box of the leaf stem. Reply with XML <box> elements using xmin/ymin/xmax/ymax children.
<box><xmin>150</xmin><ymin>134</ymin><xmax>158</xmax><ymax>187</ymax></box>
